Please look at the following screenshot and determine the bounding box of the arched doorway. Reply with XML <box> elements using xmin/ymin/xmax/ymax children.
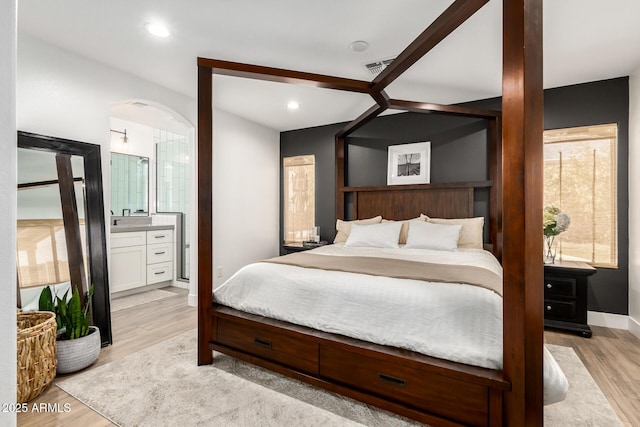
<box><xmin>108</xmin><ymin>100</ymin><xmax>195</xmax><ymax>298</ymax></box>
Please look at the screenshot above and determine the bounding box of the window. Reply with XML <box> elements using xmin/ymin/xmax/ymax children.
<box><xmin>283</xmin><ymin>155</ymin><xmax>315</xmax><ymax>243</ymax></box>
<box><xmin>543</xmin><ymin>124</ymin><xmax>618</xmax><ymax>267</ymax></box>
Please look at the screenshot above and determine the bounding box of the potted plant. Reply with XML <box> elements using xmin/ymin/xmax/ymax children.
<box><xmin>39</xmin><ymin>284</ymin><xmax>101</xmax><ymax>374</ymax></box>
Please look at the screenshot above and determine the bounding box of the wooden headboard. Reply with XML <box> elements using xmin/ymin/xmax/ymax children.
<box><xmin>345</xmin><ymin>182</ymin><xmax>491</xmax><ymax>221</ymax></box>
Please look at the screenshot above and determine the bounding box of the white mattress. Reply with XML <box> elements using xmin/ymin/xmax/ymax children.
<box><xmin>214</xmin><ymin>243</ymin><xmax>568</xmax><ymax>404</ymax></box>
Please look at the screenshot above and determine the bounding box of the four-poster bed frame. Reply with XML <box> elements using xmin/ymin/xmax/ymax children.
<box><xmin>197</xmin><ymin>0</ymin><xmax>543</xmax><ymax>425</ymax></box>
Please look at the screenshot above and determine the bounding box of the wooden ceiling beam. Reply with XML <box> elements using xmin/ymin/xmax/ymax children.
<box><xmin>197</xmin><ymin>57</ymin><xmax>371</xmax><ymax>94</ymax></box>
<box><xmin>371</xmin><ymin>0</ymin><xmax>489</xmax><ymax>93</ymax></box>
<box><xmin>336</xmin><ymin>104</ymin><xmax>388</xmax><ymax>139</ymax></box>
<box><xmin>388</xmin><ymin>99</ymin><xmax>500</xmax><ymax>119</ymax></box>
<box><xmin>371</xmin><ymin>89</ymin><xmax>390</xmax><ymax>109</ymax></box>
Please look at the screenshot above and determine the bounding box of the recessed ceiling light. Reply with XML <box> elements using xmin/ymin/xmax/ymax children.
<box><xmin>349</xmin><ymin>40</ymin><xmax>369</xmax><ymax>52</ymax></box>
<box><xmin>145</xmin><ymin>22</ymin><xmax>170</xmax><ymax>38</ymax></box>
<box><xmin>287</xmin><ymin>101</ymin><xmax>300</xmax><ymax>110</ymax></box>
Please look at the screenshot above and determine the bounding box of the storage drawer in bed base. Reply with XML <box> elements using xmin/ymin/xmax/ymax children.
<box><xmin>209</xmin><ymin>307</ymin><xmax>509</xmax><ymax>427</ymax></box>
<box><xmin>216</xmin><ymin>317</ymin><xmax>319</xmax><ymax>375</ymax></box>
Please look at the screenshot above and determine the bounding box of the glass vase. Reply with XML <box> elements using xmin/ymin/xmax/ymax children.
<box><xmin>543</xmin><ymin>235</ymin><xmax>557</xmax><ymax>264</ymax></box>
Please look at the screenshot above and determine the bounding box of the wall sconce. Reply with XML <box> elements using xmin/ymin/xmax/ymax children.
<box><xmin>110</xmin><ymin>128</ymin><xmax>128</xmax><ymax>144</ymax></box>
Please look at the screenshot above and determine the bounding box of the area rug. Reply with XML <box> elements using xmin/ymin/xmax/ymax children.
<box><xmin>110</xmin><ymin>289</ymin><xmax>177</xmax><ymax>312</ymax></box>
<box><xmin>544</xmin><ymin>345</ymin><xmax>621</xmax><ymax>427</ymax></box>
<box><xmin>57</xmin><ymin>329</ymin><xmax>621</xmax><ymax>427</ymax></box>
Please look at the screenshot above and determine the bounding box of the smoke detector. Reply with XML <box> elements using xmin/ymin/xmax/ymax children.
<box><xmin>364</xmin><ymin>57</ymin><xmax>395</xmax><ymax>75</ymax></box>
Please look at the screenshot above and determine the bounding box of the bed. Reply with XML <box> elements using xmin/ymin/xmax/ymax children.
<box><xmin>197</xmin><ymin>0</ymin><xmax>546</xmax><ymax>425</ymax></box>
<box><xmin>215</xmin><ymin>240</ymin><xmax>568</xmax><ymax>395</ymax></box>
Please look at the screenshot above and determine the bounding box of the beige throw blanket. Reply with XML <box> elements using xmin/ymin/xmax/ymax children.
<box><xmin>264</xmin><ymin>252</ymin><xmax>503</xmax><ymax>296</ymax></box>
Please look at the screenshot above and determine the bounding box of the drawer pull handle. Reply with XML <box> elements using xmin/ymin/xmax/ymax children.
<box><xmin>154</xmin><ymin>271</ymin><xmax>166</xmax><ymax>275</ymax></box>
<box><xmin>254</xmin><ymin>338</ymin><xmax>272</xmax><ymax>349</ymax></box>
<box><xmin>546</xmin><ymin>305</ymin><xmax>552</xmax><ymax>311</ymax></box>
<box><xmin>154</xmin><ymin>251</ymin><xmax>166</xmax><ymax>255</ymax></box>
<box><xmin>378</xmin><ymin>373</ymin><xmax>406</xmax><ymax>387</ymax></box>
<box><xmin>546</xmin><ymin>283</ymin><xmax>552</xmax><ymax>289</ymax></box>
<box><xmin>154</xmin><ymin>235</ymin><xmax>164</xmax><ymax>239</ymax></box>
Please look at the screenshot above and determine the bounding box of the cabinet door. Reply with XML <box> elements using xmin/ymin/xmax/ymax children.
<box><xmin>110</xmin><ymin>245</ymin><xmax>147</xmax><ymax>292</ymax></box>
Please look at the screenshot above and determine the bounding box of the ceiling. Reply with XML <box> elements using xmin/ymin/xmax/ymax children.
<box><xmin>18</xmin><ymin>0</ymin><xmax>640</xmax><ymax>132</ymax></box>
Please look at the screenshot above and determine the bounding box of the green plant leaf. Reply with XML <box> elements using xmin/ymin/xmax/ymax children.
<box><xmin>38</xmin><ymin>286</ymin><xmax>55</xmax><ymax>312</ymax></box>
<box><xmin>53</xmin><ymin>285</ymin><xmax>94</xmax><ymax>340</ymax></box>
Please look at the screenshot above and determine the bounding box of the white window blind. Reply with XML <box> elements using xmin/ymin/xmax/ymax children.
<box><xmin>283</xmin><ymin>155</ymin><xmax>315</xmax><ymax>243</ymax></box>
<box><xmin>543</xmin><ymin>124</ymin><xmax>618</xmax><ymax>267</ymax></box>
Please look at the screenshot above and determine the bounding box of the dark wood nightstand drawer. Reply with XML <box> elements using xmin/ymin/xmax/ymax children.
<box><xmin>544</xmin><ymin>300</ymin><xmax>576</xmax><ymax>320</ymax></box>
<box><xmin>217</xmin><ymin>318</ymin><xmax>319</xmax><ymax>375</ymax></box>
<box><xmin>544</xmin><ymin>276</ymin><xmax>576</xmax><ymax>298</ymax></box>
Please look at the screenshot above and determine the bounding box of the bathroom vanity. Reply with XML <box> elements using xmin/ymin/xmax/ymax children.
<box><xmin>110</xmin><ymin>223</ymin><xmax>174</xmax><ymax>295</ymax></box>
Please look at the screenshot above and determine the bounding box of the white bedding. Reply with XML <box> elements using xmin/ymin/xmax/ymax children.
<box><xmin>214</xmin><ymin>243</ymin><xmax>568</xmax><ymax>404</ymax></box>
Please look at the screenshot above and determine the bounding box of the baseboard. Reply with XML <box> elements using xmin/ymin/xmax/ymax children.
<box><xmin>188</xmin><ymin>293</ymin><xmax>198</xmax><ymax>307</ymax></box>
<box><xmin>629</xmin><ymin>316</ymin><xmax>640</xmax><ymax>339</ymax></box>
<box><xmin>587</xmin><ymin>311</ymin><xmax>629</xmax><ymax>330</ymax></box>
<box><xmin>172</xmin><ymin>280</ymin><xmax>188</xmax><ymax>290</ymax></box>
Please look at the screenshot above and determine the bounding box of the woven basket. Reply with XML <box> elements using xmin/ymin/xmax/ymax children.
<box><xmin>17</xmin><ymin>311</ymin><xmax>57</xmax><ymax>403</ymax></box>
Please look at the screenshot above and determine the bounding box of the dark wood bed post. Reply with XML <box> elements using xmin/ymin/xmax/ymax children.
<box><xmin>197</xmin><ymin>64</ymin><xmax>214</xmax><ymax>365</ymax></box>
<box><xmin>488</xmin><ymin>115</ymin><xmax>503</xmax><ymax>261</ymax></box>
<box><xmin>502</xmin><ymin>0</ymin><xmax>544</xmax><ymax>424</ymax></box>
<box><xmin>335</xmin><ymin>136</ymin><xmax>345</xmax><ymax>221</ymax></box>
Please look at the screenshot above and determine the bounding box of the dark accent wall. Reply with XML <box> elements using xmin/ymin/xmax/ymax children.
<box><xmin>280</xmin><ymin>77</ymin><xmax>629</xmax><ymax>315</ymax></box>
<box><xmin>549</xmin><ymin>78</ymin><xmax>629</xmax><ymax>315</ymax></box>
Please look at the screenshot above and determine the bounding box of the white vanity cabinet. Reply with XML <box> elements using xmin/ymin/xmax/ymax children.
<box><xmin>110</xmin><ymin>231</ymin><xmax>147</xmax><ymax>292</ymax></box>
<box><xmin>110</xmin><ymin>228</ymin><xmax>174</xmax><ymax>293</ymax></box>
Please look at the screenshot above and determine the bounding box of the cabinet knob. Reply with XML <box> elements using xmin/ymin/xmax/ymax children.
<box><xmin>546</xmin><ymin>305</ymin><xmax>552</xmax><ymax>311</ymax></box>
<box><xmin>546</xmin><ymin>283</ymin><xmax>552</xmax><ymax>289</ymax></box>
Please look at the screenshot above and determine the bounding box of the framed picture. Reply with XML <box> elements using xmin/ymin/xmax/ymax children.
<box><xmin>387</xmin><ymin>141</ymin><xmax>431</xmax><ymax>185</ymax></box>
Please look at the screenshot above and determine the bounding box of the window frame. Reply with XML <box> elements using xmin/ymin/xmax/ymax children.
<box><xmin>543</xmin><ymin>123</ymin><xmax>618</xmax><ymax>268</ymax></box>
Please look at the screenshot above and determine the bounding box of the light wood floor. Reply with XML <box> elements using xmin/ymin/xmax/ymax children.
<box><xmin>545</xmin><ymin>326</ymin><xmax>640</xmax><ymax>427</ymax></box>
<box><xmin>18</xmin><ymin>289</ymin><xmax>640</xmax><ymax>426</ymax></box>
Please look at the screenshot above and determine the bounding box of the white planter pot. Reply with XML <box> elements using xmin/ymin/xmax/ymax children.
<box><xmin>56</xmin><ymin>326</ymin><xmax>101</xmax><ymax>375</ymax></box>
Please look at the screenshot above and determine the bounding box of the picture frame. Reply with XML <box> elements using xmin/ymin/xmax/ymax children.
<box><xmin>387</xmin><ymin>141</ymin><xmax>431</xmax><ymax>185</ymax></box>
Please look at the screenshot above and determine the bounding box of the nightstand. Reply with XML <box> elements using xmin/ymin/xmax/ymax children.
<box><xmin>543</xmin><ymin>260</ymin><xmax>596</xmax><ymax>338</ymax></box>
<box><xmin>283</xmin><ymin>241</ymin><xmax>327</xmax><ymax>254</ymax></box>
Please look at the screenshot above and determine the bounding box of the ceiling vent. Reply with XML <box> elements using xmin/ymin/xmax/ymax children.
<box><xmin>364</xmin><ymin>57</ymin><xmax>395</xmax><ymax>75</ymax></box>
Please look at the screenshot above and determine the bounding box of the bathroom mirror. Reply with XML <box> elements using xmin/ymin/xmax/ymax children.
<box><xmin>111</xmin><ymin>152</ymin><xmax>149</xmax><ymax>216</ymax></box>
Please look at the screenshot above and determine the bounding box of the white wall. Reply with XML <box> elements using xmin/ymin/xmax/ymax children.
<box><xmin>212</xmin><ymin>109</ymin><xmax>280</xmax><ymax>287</ymax></box>
<box><xmin>629</xmin><ymin>69</ymin><xmax>640</xmax><ymax>339</ymax></box>
<box><xmin>0</xmin><ymin>1</ymin><xmax>17</xmax><ymax>425</ymax></box>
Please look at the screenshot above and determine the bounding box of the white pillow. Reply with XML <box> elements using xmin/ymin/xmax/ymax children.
<box><xmin>333</xmin><ymin>216</ymin><xmax>383</xmax><ymax>243</ymax></box>
<box><xmin>404</xmin><ymin>221</ymin><xmax>462</xmax><ymax>251</ymax></box>
<box><xmin>381</xmin><ymin>217</ymin><xmax>426</xmax><ymax>244</ymax></box>
<box><xmin>426</xmin><ymin>216</ymin><xmax>485</xmax><ymax>249</ymax></box>
<box><xmin>344</xmin><ymin>221</ymin><xmax>403</xmax><ymax>248</ymax></box>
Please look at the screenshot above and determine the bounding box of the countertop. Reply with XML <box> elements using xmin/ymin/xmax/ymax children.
<box><xmin>110</xmin><ymin>224</ymin><xmax>174</xmax><ymax>233</ymax></box>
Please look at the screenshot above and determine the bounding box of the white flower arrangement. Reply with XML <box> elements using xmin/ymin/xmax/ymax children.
<box><xmin>543</xmin><ymin>206</ymin><xmax>570</xmax><ymax>237</ymax></box>
<box><xmin>543</xmin><ymin>206</ymin><xmax>570</xmax><ymax>263</ymax></box>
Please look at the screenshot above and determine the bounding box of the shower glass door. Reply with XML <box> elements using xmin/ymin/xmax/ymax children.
<box><xmin>155</xmin><ymin>129</ymin><xmax>190</xmax><ymax>280</ymax></box>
